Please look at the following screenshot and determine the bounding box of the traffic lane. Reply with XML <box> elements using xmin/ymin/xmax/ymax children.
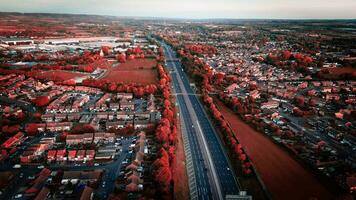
<box><xmin>164</xmin><ymin>42</ymin><xmax>239</xmax><ymax>195</ymax></box>
<box><xmin>189</xmin><ymin>96</ymin><xmax>239</xmax><ymax>195</ymax></box>
<box><xmin>172</xmin><ymin>62</ymin><xmax>211</xmax><ymax>198</ymax></box>
<box><xmin>170</xmin><ymin>52</ymin><xmax>239</xmax><ymax>195</ymax></box>
<box><xmin>178</xmin><ymin>95</ymin><xmax>212</xmax><ymax>199</ymax></box>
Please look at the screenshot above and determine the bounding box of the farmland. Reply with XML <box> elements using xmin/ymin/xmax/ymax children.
<box><xmin>215</xmin><ymin>99</ymin><xmax>332</xmax><ymax>200</ymax></box>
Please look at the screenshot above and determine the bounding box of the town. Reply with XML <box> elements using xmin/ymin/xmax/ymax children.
<box><xmin>0</xmin><ymin>11</ymin><xmax>355</xmax><ymax>200</ymax></box>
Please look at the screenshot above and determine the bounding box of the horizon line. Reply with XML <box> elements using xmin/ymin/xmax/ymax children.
<box><xmin>1</xmin><ymin>11</ymin><xmax>355</xmax><ymax>21</ymax></box>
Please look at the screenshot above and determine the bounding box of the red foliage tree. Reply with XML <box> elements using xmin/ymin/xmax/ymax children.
<box><xmin>153</xmin><ymin>148</ymin><xmax>172</xmax><ymax>193</ymax></box>
<box><xmin>128</xmin><ymin>54</ymin><xmax>135</xmax><ymax>60</ymax></box>
<box><xmin>116</xmin><ymin>53</ymin><xmax>126</xmax><ymax>63</ymax></box>
<box><xmin>2</xmin><ymin>125</ymin><xmax>20</xmax><ymax>135</ymax></box>
<box><xmin>71</xmin><ymin>124</ymin><xmax>95</xmax><ymax>134</ymax></box>
<box><xmin>282</xmin><ymin>50</ymin><xmax>292</xmax><ymax>60</ymax></box>
<box><xmin>101</xmin><ymin>46</ymin><xmax>111</xmax><ymax>55</ymax></box>
<box><xmin>295</xmin><ymin>96</ymin><xmax>305</xmax><ymax>106</ymax></box>
<box><xmin>62</xmin><ymin>79</ymin><xmax>76</xmax><ymax>86</ymax></box>
<box><xmin>32</xmin><ymin>96</ymin><xmax>50</xmax><ymax>107</ymax></box>
<box><xmin>25</xmin><ymin>123</ymin><xmax>39</xmax><ymax>135</ymax></box>
<box><xmin>215</xmin><ymin>72</ymin><xmax>225</xmax><ymax>85</ymax></box>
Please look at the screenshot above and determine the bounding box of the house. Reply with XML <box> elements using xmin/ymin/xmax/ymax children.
<box><xmin>117</xmin><ymin>111</ymin><xmax>134</xmax><ymax>120</ymax></box>
<box><xmin>94</xmin><ymin>132</ymin><xmax>115</xmax><ymax>144</ymax></box>
<box><xmin>1</xmin><ymin>132</ymin><xmax>24</xmax><ymax>149</ymax></box>
<box><xmin>226</xmin><ymin>83</ymin><xmax>238</xmax><ymax>93</ymax></box>
<box><xmin>96</xmin><ymin>112</ymin><xmax>108</xmax><ymax>120</ymax></box>
<box><xmin>120</xmin><ymin>99</ymin><xmax>135</xmax><ymax>111</ymax></box>
<box><xmin>54</xmin><ymin>113</ymin><xmax>67</xmax><ymax>122</ymax></box>
<box><xmin>46</xmin><ymin>122</ymin><xmax>73</xmax><ymax>132</ymax></box>
<box><xmin>117</xmin><ymin>93</ymin><xmax>133</xmax><ymax>100</ymax></box>
<box><xmin>96</xmin><ymin>93</ymin><xmax>111</xmax><ymax>108</ymax></box>
<box><xmin>76</xmin><ymin>150</ymin><xmax>86</xmax><ymax>161</ymax></box>
<box><xmin>36</xmin><ymin>123</ymin><xmax>47</xmax><ymax>132</ymax></box>
<box><xmin>68</xmin><ymin>150</ymin><xmax>77</xmax><ymax>161</ymax></box>
<box><xmin>249</xmin><ymin>90</ymin><xmax>260</xmax><ymax>99</ymax></box>
<box><xmin>66</xmin><ymin>133</ymin><xmax>94</xmax><ymax>145</ymax></box>
<box><xmin>41</xmin><ymin>114</ymin><xmax>54</xmax><ymax>122</ymax></box>
<box><xmin>47</xmin><ymin>150</ymin><xmax>57</xmax><ymax>161</ymax></box>
<box><xmin>97</xmin><ymin>145</ymin><xmax>116</xmax><ymax>153</ymax></box>
<box><xmin>325</xmin><ymin>94</ymin><xmax>340</xmax><ymax>101</ymax></box>
<box><xmin>0</xmin><ymin>37</ymin><xmax>34</xmax><ymax>45</ymax></box>
<box><xmin>68</xmin><ymin>113</ymin><xmax>81</xmax><ymax>121</ymax></box>
<box><xmin>61</xmin><ymin>171</ymin><xmax>81</xmax><ymax>185</ymax></box>
<box><xmin>106</xmin><ymin>121</ymin><xmax>128</xmax><ymax>130</ymax></box>
<box><xmin>80</xmin><ymin>170</ymin><xmax>103</xmax><ymax>184</ymax></box>
<box><xmin>135</xmin><ymin>111</ymin><xmax>150</xmax><ymax>120</ymax></box>
<box><xmin>56</xmin><ymin>150</ymin><xmax>66</xmax><ymax>161</ymax></box>
<box><xmin>108</xmin><ymin>112</ymin><xmax>115</xmax><ymax>120</ymax></box>
<box><xmin>95</xmin><ymin>152</ymin><xmax>115</xmax><ymax>160</ymax></box>
<box><xmin>20</xmin><ymin>151</ymin><xmax>35</xmax><ymax>163</ymax></box>
<box><xmin>20</xmin><ymin>143</ymin><xmax>50</xmax><ymax>163</ymax></box>
<box><xmin>109</xmin><ymin>103</ymin><xmax>120</xmax><ymax>111</ymax></box>
<box><xmin>261</xmin><ymin>100</ymin><xmax>280</xmax><ymax>109</ymax></box>
<box><xmin>85</xmin><ymin>150</ymin><xmax>95</xmax><ymax>161</ymax></box>
<box><xmin>134</xmin><ymin>119</ymin><xmax>150</xmax><ymax>129</ymax></box>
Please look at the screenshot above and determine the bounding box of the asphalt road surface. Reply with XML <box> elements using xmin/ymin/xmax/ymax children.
<box><xmin>159</xmin><ymin>40</ymin><xmax>240</xmax><ymax>199</ymax></box>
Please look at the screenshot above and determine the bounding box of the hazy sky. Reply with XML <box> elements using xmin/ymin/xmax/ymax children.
<box><xmin>0</xmin><ymin>0</ymin><xmax>355</xmax><ymax>19</ymax></box>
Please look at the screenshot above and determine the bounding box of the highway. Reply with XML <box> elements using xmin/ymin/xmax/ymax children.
<box><xmin>158</xmin><ymin>40</ymin><xmax>240</xmax><ymax>199</ymax></box>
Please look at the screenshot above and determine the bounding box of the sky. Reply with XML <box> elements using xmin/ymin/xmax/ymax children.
<box><xmin>0</xmin><ymin>0</ymin><xmax>355</xmax><ymax>19</ymax></box>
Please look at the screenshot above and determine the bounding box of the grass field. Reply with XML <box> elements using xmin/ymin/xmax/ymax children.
<box><xmin>100</xmin><ymin>58</ymin><xmax>158</xmax><ymax>84</ymax></box>
<box><xmin>33</xmin><ymin>70</ymin><xmax>86</xmax><ymax>81</ymax></box>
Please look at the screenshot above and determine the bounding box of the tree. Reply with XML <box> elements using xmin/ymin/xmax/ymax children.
<box><xmin>163</xmin><ymin>108</ymin><xmax>174</xmax><ymax>123</ymax></box>
<box><xmin>133</xmin><ymin>87</ymin><xmax>145</xmax><ymax>97</ymax></box>
<box><xmin>164</xmin><ymin>99</ymin><xmax>171</xmax><ymax>108</ymax></box>
<box><xmin>295</xmin><ymin>96</ymin><xmax>305</xmax><ymax>106</ymax></box>
<box><xmin>107</xmin><ymin>83</ymin><xmax>117</xmax><ymax>92</ymax></box>
<box><xmin>282</xmin><ymin>50</ymin><xmax>292</xmax><ymax>60</ymax></box>
<box><xmin>116</xmin><ymin>53</ymin><xmax>126</xmax><ymax>63</ymax></box>
<box><xmin>156</xmin><ymin>123</ymin><xmax>170</xmax><ymax>143</ymax></box>
<box><xmin>32</xmin><ymin>96</ymin><xmax>50</xmax><ymax>107</ymax></box>
<box><xmin>62</xmin><ymin>79</ymin><xmax>76</xmax><ymax>86</ymax></box>
<box><xmin>82</xmin><ymin>65</ymin><xmax>95</xmax><ymax>73</ymax></box>
<box><xmin>239</xmin><ymin>153</ymin><xmax>247</xmax><ymax>161</ymax></box>
<box><xmin>26</xmin><ymin>123</ymin><xmax>39</xmax><ymax>135</ymax></box>
<box><xmin>215</xmin><ymin>72</ymin><xmax>225</xmax><ymax>85</ymax></box>
<box><xmin>203</xmin><ymin>95</ymin><xmax>213</xmax><ymax>105</ymax></box>
<box><xmin>128</xmin><ymin>54</ymin><xmax>135</xmax><ymax>60</ymax></box>
<box><xmin>101</xmin><ymin>46</ymin><xmax>111</xmax><ymax>55</ymax></box>
<box><xmin>169</xmin><ymin>125</ymin><xmax>177</xmax><ymax>144</ymax></box>
<box><xmin>292</xmin><ymin>107</ymin><xmax>304</xmax><ymax>117</ymax></box>
<box><xmin>152</xmin><ymin>148</ymin><xmax>171</xmax><ymax>193</ymax></box>
<box><xmin>2</xmin><ymin>125</ymin><xmax>20</xmax><ymax>135</ymax></box>
<box><xmin>71</xmin><ymin>124</ymin><xmax>95</xmax><ymax>134</ymax></box>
